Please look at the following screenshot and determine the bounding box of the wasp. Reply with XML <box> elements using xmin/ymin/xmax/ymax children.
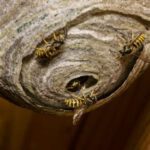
<box><xmin>119</xmin><ymin>33</ymin><xmax>145</xmax><ymax>56</ymax></box>
<box><xmin>64</xmin><ymin>88</ymin><xmax>97</xmax><ymax>108</ymax></box>
<box><xmin>35</xmin><ymin>28</ymin><xmax>67</xmax><ymax>58</ymax></box>
<box><xmin>64</xmin><ymin>89</ymin><xmax>98</xmax><ymax>125</ymax></box>
<box><xmin>67</xmin><ymin>80</ymin><xmax>82</xmax><ymax>92</ymax></box>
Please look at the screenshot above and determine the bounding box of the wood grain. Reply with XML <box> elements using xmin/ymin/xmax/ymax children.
<box><xmin>0</xmin><ymin>67</ymin><xmax>149</xmax><ymax>150</ymax></box>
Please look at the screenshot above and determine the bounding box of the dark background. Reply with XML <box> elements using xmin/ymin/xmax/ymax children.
<box><xmin>0</xmin><ymin>68</ymin><xmax>150</xmax><ymax>150</ymax></box>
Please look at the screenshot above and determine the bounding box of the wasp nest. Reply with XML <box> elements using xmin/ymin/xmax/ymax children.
<box><xmin>0</xmin><ymin>0</ymin><xmax>150</xmax><ymax>118</ymax></box>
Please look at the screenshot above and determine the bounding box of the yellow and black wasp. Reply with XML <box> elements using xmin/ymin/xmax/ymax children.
<box><xmin>66</xmin><ymin>80</ymin><xmax>82</xmax><ymax>92</ymax></box>
<box><xmin>64</xmin><ymin>88</ymin><xmax>97</xmax><ymax>109</ymax></box>
<box><xmin>35</xmin><ymin>28</ymin><xmax>67</xmax><ymax>58</ymax></box>
<box><xmin>119</xmin><ymin>33</ymin><xmax>145</xmax><ymax>56</ymax></box>
<box><xmin>64</xmin><ymin>89</ymin><xmax>98</xmax><ymax>125</ymax></box>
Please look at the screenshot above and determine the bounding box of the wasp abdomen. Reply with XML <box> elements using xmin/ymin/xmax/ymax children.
<box><xmin>64</xmin><ymin>98</ymin><xmax>85</xmax><ymax>108</ymax></box>
<box><xmin>132</xmin><ymin>33</ymin><xmax>145</xmax><ymax>49</ymax></box>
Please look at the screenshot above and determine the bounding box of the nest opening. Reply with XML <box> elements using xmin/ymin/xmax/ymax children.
<box><xmin>66</xmin><ymin>75</ymin><xmax>98</xmax><ymax>92</ymax></box>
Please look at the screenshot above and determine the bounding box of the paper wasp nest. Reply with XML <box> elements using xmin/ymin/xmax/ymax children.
<box><xmin>0</xmin><ymin>0</ymin><xmax>150</xmax><ymax>115</ymax></box>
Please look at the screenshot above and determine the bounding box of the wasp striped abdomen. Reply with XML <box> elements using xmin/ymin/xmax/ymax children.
<box><xmin>35</xmin><ymin>28</ymin><xmax>67</xmax><ymax>59</ymax></box>
<box><xmin>132</xmin><ymin>33</ymin><xmax>144</xmax><ymax>49</ymax></box>
<box><xmin>64</xmin><ymin>98</ymin><xmax>86</xmax><ymax>108</ymax></box>
<box><xmin>35</xmin><ymin>44</ymin><xmax>59</xmax><ymax>58</ymax></box>
<box><xmin>119</xmin><ymin>33</ymin><xmax>145</xmax><ymax>56</ymax></box>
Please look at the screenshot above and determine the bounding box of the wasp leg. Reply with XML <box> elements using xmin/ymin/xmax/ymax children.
<box><xmin>37</xmin><ymin>33</ymin><xmax>49</xmax><ymax>45</ymax></box>
<box><xmin>89</xmin><ymin>89</ymin><xmax>96</xmax><ymax>99</ymax></box>
<box><xmin>116</xmin><ymin>33</ymin><xmax>127</xmax><ymax>44</ymax></box>
<box><xmin>71</xmin><ymin>93</ymin><xmax>85</xmax><ymax>101</ymax></box>
<box><xmin>43</xmin><ymin>39</ymin><xmax>49</xmax><ymax>45</ymax></box>
<box><xmin>109</xmin><ymin>49</ymin><xmax>121</xmax><ymax>60</ymax></box>
<box><xmin>53</xmin><ymin>33</ymin><xmax>58</xmax><ymax>41</ymax></box>
<box><xmin>45</xmin><ymin>51</ymin><xmax>52</xmax><ymax>58</ymax></box>
<box><xmin>131</xmin><ymin>30</ymin><xmax>134</xmax><ymax>41</ymax></box>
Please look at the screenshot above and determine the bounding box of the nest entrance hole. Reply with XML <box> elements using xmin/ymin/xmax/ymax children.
<box><xmin>66</xmin><ymin>75</ymin><xmax>98</xmax><ymax>92</ymax></box>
